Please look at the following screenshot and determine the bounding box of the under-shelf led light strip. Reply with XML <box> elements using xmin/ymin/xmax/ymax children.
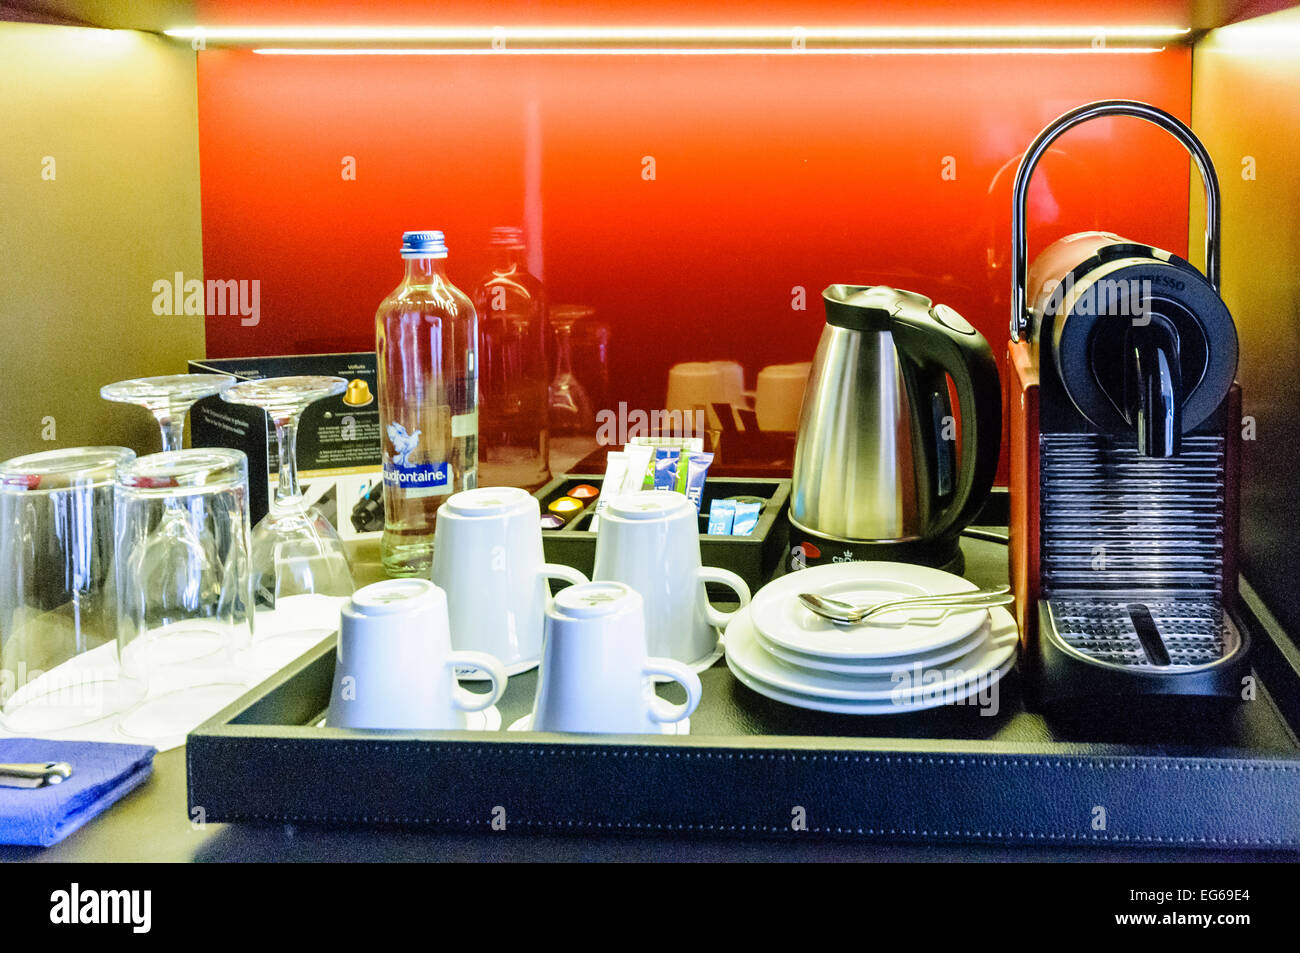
<box><xmin>162</xmin><ymin>24</ymin><xmax>1188</xmax><ymax>55</ymax></box>
<box><xmin>247</xmin><ymin>47</ymin><xmax>1169</xmax><ymax>56</ymax></box>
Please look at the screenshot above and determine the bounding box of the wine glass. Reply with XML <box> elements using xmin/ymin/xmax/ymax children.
<box><xmin>547</xmin><ymin>305</ymin><xmax>596</xmax><ymax>437</ymax></box>
<box><xmin>220</xmin><ymin>376</ymin><xmax>355</xmax><ymax>639</ymax></box>
<box><xmin>100</xmin><ymin>373</ymin><xmax>235</xmax><ymax>451</ymax></box>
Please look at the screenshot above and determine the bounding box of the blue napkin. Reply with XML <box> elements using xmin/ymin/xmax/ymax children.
<box><xmin>0</xmin><ymin>738</ymin><xmax>156</xmax><ymax>847</ymax></box>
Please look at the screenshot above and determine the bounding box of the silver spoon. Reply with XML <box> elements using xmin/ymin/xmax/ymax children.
<box><xmin>798</xmin><ymin>585</ymin><xmax>1012</xmax><ymax>626</ymax></box>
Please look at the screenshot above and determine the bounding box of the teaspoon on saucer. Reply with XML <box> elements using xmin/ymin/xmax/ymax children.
<box><xmin>797</xmin><ymin>585</ymin><xmax>1012</xmax><ymax>627</ymax></box>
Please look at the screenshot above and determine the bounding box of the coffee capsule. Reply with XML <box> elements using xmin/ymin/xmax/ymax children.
<box><xmin>567</xmin><ymin>484</ymin><xmax>600</xmax><ymax>501</ymax></box>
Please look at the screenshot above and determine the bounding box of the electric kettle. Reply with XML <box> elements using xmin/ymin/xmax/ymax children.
<box><xmin>789</xmin><ymin>285</ymin><xmax>1002</xmax><ymax>573</ymax></box>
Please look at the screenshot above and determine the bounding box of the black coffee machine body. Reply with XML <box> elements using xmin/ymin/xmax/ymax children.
<box><xmin>1007</xmin><ymin>101</ymin><xmax>1249</xmax><ymax>706</ymax></box>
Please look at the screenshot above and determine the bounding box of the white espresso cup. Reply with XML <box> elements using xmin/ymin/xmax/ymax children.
<box><xmin>593</xmin><ymin>491</ymin><xmax>751</xmax><ymax>668</ymax></box>
<box><xmin>531</xmin><ymin>581</ymin><xmax>701</xmax><ymax>733</ymax></box>
<box><xmin>432</xmin><ymin>486</ymin><xmax>588</xmax><ymax>675</ymax></box>
<box><xmin>326</xmin><ymin>578</ymin><xmax>507</xmax><ymax>730</ymax></box>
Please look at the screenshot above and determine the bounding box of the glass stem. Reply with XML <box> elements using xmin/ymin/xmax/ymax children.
<box><xmin>274</xmin><ymin>417</ymin><xmax>301</xmax><ymax>509</ymax></box>
<box><xmin>554</xmin><ymin>325</ymin><xmax>575</xmax><ymax>380</ymax></box>
<box><xmin>158</xmin><ymin>412</ymin><xmax>185</xmax><ymax>452</ymax></box>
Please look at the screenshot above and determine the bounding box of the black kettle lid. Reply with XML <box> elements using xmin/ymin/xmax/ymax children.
<box><xmin>823</xmin><ymin>284</ymin><xmax>934</xmax><ymax>332</ymax></box>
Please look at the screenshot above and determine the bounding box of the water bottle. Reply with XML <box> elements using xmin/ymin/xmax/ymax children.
<box><xmin>375</xmin><ymin>230</ymin><xmax>478</xmax><ymax>576</ymax></box>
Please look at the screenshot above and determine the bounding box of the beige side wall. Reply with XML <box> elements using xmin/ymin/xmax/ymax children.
<box><xmin>0</xmin><ymin>22</ymin><xmax>203</xmax><ymax>460</ymax></box>
<box><xmin>1191</xmin><ymin>7</ymin><xmax>1300</xmax><ymax>635</ymax></box>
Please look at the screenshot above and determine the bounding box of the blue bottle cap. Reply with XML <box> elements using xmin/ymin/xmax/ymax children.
<box><xmin>400</xmin><ymin>230</ymin><xmax>449</xmax><ymax>259</ymax></box>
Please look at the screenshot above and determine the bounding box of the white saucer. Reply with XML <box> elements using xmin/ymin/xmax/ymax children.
<box><xmin>726</xmin><ymin>652</ymin><xmax>1014</xmax><ymax>715</ymax></box>
<box><xmin>470</xmin><ymin>705</ymin><xmax>503</xmax><ymax>731</ymax></box>
<box><xmin>754</xmin><ymin>616</ymin><xmax>992</xmax><ymax>676</ymax></box>
<box><xmin>727</xmin><ymin>605</ymin><xmax>1015</xmax><ymax>701</ymax></box>
<box><xmin>507</xmin><ymin>713</ymin><xmax>689</xmax><ymax>735</ymax></box>
<box><xmin>686</xmin><ymin>633</ymin><xmax>726</xmax><ymax>675</ymax></box>
<box><xmin>725</xmin><ymin>606</ymin><xmax>1018</xmax><ymax>714</ymax></box>
<box><xmin>749</xmin><ymin>561</ymin><xmax>989</xmax><ymax>660</ymax></box>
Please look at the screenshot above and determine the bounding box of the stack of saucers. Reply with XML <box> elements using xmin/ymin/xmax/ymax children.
<box><xmin>724</xmin><ymin>562</ymin><xmax>1018</xmax><ymax>715</ymax></box>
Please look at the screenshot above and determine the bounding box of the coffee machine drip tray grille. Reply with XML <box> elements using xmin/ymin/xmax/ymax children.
<box><xmin>1044</xmin><ymin>598</ymin><xmax>1238</xmax><ymax>670</ymax></box>
<box><xmin>1039</xmin><ymin>433</ymin><xmax>1226</xmax><ymax>593</ymax></box>
<box><xmin>1036</xmin><ymin>433</ymin><xmax>1246</xmax><ymax>689</ymax></box>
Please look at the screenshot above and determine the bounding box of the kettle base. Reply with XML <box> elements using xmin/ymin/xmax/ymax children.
<box><xmin>787</xmin><ymin>522</ymin><xmax>964</xmax><ymax>576</ymax></box>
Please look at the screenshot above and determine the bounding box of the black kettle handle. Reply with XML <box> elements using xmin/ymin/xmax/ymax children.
<box><xmin>891</xmin><ymin>313</ymin><xmax>1002</xmax><ymax>546</ymax></box>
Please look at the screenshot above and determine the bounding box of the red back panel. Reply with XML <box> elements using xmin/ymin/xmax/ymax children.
<box><xmin>197</xmin><ymin>47</ymin><xmax>1192</xmax><ymax>482</ymax></box>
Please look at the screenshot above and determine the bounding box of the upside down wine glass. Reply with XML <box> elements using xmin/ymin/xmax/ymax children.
<box><xmin>220</xmin><ymin>376</ymin><xmax>355</xmax><ymax>633</ymax></box>
<box><xmin>99</xmin><ymin>374</ymin><xmax>236</xmax><ymax>450</ymax></box>
<box><xmin>547</xmin><ymin>304</ymin><xmax>595</xmax><ymax>437</ymax></box>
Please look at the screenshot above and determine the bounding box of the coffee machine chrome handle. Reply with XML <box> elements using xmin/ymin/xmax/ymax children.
<box><xmin>1010</xmin><ymin>99</ymin><xmax>1222</xmax><ymax>341</ymax></box>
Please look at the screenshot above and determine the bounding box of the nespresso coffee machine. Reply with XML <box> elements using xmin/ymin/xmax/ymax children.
<box><xmin>1007</xmin><ymin>101</ymin><xmax>1250</xmax><ymax>705</ymax></box>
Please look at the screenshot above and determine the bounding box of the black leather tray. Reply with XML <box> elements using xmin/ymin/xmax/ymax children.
<box><xmin>186</xmin><ymin>534</ymin><xmax>1300</xmax><ymax>848</ymax></box>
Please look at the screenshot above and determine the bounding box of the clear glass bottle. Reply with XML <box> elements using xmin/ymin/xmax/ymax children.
<box><xmin>472</xmin><ymin>227</ymin><xmax>551</xmax><ymax>491</ymax></box>
<box><xmin>375</xmin><ymin>230</ymin><xmax>478</xmax><ymax>577</ymax></box>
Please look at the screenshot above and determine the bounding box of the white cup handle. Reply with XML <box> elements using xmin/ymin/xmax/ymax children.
<box><xmin>540</xmin><ymin>562</ymin><xmax>588</xmax><ymax>590</ymax></box>
<box><xmin>697</xmin><ymin>566</ymin><xmax>752</xmax><ymax>628</ymax></box>
<box><xmin>641</xmin><ymin>657</ymin><xmax>702</xmax><ymax>725</ymax></box>
<box><xmin>446</xmin><ymin>651</ymin><xmax>507</xmax><ymax>713</ymax></box>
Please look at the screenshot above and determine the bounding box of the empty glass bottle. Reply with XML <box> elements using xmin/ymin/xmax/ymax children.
<box><xmin>375</xmin><ymin>230</ymin><xmax>478</xmax><ymax>577</ymax></box>
<box><xmin>472</xmin><ymin>226</ymin><xmax>550</xmax><ymax>490</ymax></box>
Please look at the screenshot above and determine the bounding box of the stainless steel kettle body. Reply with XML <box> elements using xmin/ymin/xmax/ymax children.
<box><xmin>792</xmin><ymin>324</ymin><xmax>923</xmax><ymax>541</ymax></box>
<box><xmin>789</xmin><ymin>285</ymin><xmax>1001</xmax><ymax>571</ymax></box>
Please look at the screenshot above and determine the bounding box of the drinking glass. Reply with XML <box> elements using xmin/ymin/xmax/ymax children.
<box><xmin>0</xmin><ymin>446</ymin><xmax>144</xmax><ymax>731</ymax></box>
<box><xmin>114</xmin><ymin>448</ymin><xmax>254</xmax><ymax>738</ymax></box>
<box><xmin>547</xmin><ymin>305</ymin><xmax>595</xmax><ymax>437</ymax></box>
<box><xmin>220</xmin><ymin>376</ymin><xmax>354</xmax><ymax>628</ymax></box>
<box><xmin>100</xmin><ymin>373</ymin><xmax>235</xmax><ymax>451</ymax></box>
